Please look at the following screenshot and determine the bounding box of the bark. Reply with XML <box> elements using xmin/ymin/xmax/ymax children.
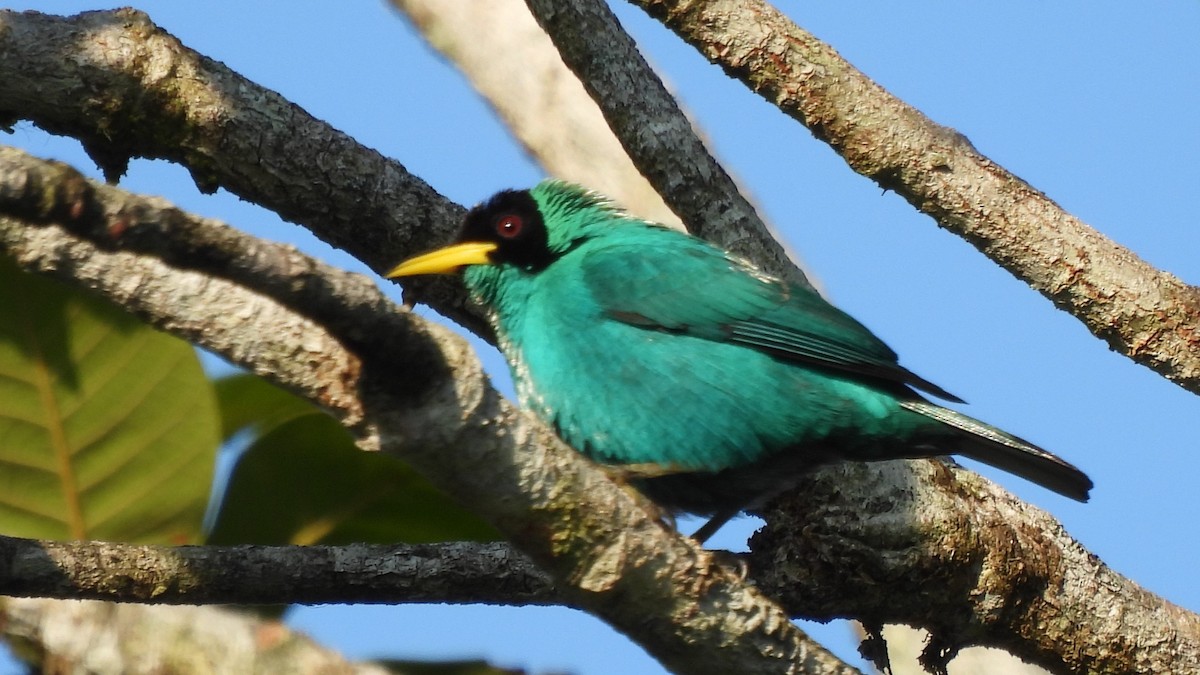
<box><xmin>0</xmin><ymin>7</ymin><xmax>482</xmax><ymax>337</ymax></box>
<box><xmin>2</xmin><ymin>597</ymin><xmax>391</xmax><ymax>675</ymax></box>
<box><xmin>752</xmin><ymin>460</ymin><xmax>1200</xmax><ymax>674</ymax></box>
<box><xmin>627</xmin><ymin>0</ymin><xmax>1200</xmax><ymax>395</ymax></box>
<box><xmin>0</xmin><ymin>133</ymin><xmax>1194</xmax><ymax>675</ymax></box>
<box><xmin>394</xmin><ymin>0</ymin><xmax>820</xmax><ymax>287</ymax></box>
<box><xmin>0</xmin><ymin>535</ymin><xmax>552</xmax><ymax>606</ymax></box>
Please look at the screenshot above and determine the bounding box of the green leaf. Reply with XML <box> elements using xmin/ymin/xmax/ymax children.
<box><xmin>0</xmin><ymin>257</ymin><xmax>218</xmax><ymax>543</ymax></box>
<box><xmin>214</xmin><ymin>372</ymin><xmax>314</xmax><ymax>443</ymax></box>
<box><xmin>207</xmin><ymin>411</ymin><xmax>498</xmax><ymax>546</ymax></box>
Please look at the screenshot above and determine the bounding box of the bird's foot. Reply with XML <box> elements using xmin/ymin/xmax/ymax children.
<box><xmin>707</xmin><ymin>549</ymin><xmax>750</xmax><ymax>580</ymax></box>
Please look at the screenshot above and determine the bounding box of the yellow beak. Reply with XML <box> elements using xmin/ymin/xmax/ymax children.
<box><xmin>385</xmin><ymin>241</ymin><xmax>499</xmax><ymax>278</ymax></box>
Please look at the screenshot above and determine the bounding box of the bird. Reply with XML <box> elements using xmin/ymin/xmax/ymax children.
<box><xmin>387</xmin><ymin>180</ymin><xmax>1092</xmax><ymax>541</ymax></box>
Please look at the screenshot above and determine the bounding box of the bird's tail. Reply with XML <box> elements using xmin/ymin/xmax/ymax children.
<box><xmin>899</xmin><ymin>400</ymin><xmax>1092</xmax><ymax>502</ymax></box>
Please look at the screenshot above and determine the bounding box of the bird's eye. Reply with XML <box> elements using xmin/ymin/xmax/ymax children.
<box><xmin>495</xmin><ymin>214</ymin><xmax>524</xmax><ymax>239</ymax></box>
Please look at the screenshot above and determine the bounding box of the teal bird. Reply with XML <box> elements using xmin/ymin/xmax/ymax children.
<box><xmin>388</xmin><ymin>181</ymin><xmax>1091</xmax><ymax>540</ymax></box>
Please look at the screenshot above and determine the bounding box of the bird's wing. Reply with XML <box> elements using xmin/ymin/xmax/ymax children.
<box><xmin>578</xmin><ymin>233</ymin><xmax>963</xmax><ymax>402</ymax></box>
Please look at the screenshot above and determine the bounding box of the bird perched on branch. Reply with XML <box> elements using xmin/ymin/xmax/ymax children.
<box><xmin>388</xmin><ymin>180</ymin><xmax>1091</xmax><ymax>541</ymax></box>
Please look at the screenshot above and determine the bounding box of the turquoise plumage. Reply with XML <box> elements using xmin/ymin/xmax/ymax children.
<box><xmin>389</xmin><ymin>180</ymin><xmax>1091</xmax><ymax>538</ymax></box>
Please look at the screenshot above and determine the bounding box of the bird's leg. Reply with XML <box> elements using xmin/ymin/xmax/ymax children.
<box><xmin>601</xmin><ymin>464</ymin><xmax>743</xmax><ymax>544</ymax></box>
<box><xmin>690</xmin><ymin>508</ymin><xmax>739</xmax><ymax>544</ymax></box>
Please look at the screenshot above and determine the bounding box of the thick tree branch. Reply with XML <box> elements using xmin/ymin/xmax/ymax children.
<box><xmin>521</xmin><ymin>0</ymin><xmax>809</xmax><ymax>287</ymax></box>
<box><xmin>0</xmin><ymin>146</ymin><xmax>854</xmax><ymax>675</ymax></box>
<box><xmin>0</xmin><ymin>201</ymin><xmax>364</xmax><ymax>438</ymax></box>
<box><xmin>0</xmin><ymin>7</ymin><xmax>482</xmax><ymax>336</ymax></box>
<box><xmin>0</xmin><ymin>535</ymin><xmax>552</xmax><ymax>606</ymax></box>
<box><xmin>0</xmin><ymin>144</ymin><xmax>449</xmax><ymax>444</ymax></box>
<box><xmin>751</xmin><ymin>460</ymin><xmax>1200</xmax><ymax>674</ymax></box>
<box><xmin>2</xmin><ymin>598</ymin><xmax>393</xmax><ymax>674</ymax></box>
<box><xmin>627</xmin><ymin>0</ymin><xmax>1200</xmax><ymax>395</ymax></box>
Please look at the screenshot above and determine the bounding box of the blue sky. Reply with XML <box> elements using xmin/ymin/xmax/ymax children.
<box><xmin>7</xmin><ymin>2</ymin><xmax>1200</xmax><ymax>673</ymax></box>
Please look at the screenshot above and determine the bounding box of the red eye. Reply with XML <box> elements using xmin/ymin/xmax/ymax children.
<box><xmin>496</xmin><ymin>214</ymin><xmax>523</xmax><ymax>239</ymax></box>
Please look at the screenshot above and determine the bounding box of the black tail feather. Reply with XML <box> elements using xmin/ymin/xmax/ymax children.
<box><xmin>900</xmin><ymin>400</ymin><xmax>1092</xmax><ymax>502</ymax></box>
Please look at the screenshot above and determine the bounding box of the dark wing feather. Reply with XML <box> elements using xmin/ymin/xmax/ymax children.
<box><xmin>579</xmin><ymin>231</ymin><xmax>963</xmax><ymax>403</ymax></box>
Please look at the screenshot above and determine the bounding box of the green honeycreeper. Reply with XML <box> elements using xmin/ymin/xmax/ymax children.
<box><xmin>388</xmin><ymin>181</ymin><xmax>1091</xmax><ymax>540</ymax></box>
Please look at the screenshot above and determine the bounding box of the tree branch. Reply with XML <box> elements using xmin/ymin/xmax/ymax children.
<box><xmin>0</xmin><ymin>144</ymin><xmax>451</xmax><ymax>443</ymax></box>
<box><xmin>2</xmin><ymin>597</ymin><xmax>393</xmax><ymax>674</ymax></box>
<box><xmin>627</xmin><ymin>0</ymin><xmax>1200</xmax><ymax>395</ymax></box>
<box><xmin>521</xmin><ymin>0</ymin><xmax>810</xmax><ymax>287</ymax></box>
<box><xmin>0</xmin><ymin>534</ymin><xmax>552</xmax><ymax>606</ymax></box>
<box><xmin>0</xmin><ymin>191</ymin><xmax>365</xmax><ymax>438</ymax></box>
<box><xmin>0</xmin><ymin>7</ymin><xmax>483</xmax><ymax>337</ymax></box>
<box><xmin>0</xmin><ymin>144</ymin><xmax>855</xmax><ymax>675</ymax></box>
<box><xmin>751</xmin><ymin>460</ymin><xmax>1200</xmax><ymax>674</ymax></box>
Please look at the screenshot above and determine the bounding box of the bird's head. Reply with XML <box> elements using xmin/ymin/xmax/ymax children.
<box><xmin>386</xmin><ymin>180</ymin><xmax>628</xmax><ymax>282</ymax></box>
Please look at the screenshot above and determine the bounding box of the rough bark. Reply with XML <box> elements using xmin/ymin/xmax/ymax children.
<box><xmin>2</xmin><ymin>597</ymin><xmax>391</xmax><ymax>675</ymax></box>
<box><xmin>627</xmin><ymin>0</ymin><xmax>1200</xmax><ymax>395</ymax></box>
<box><xmin>0</xmin><ymin>535</ymin><xmax>552</xmax><ymax>606</ymax></box>
<box><xmin>752</xmin><ymin>460</ymin><xmax>1200</xmax><ymax>674</ymax></box>
<box><xmin>0</xmin><ymin>7</ymin><xmax>482</xmax><ymax>337</ymax></box>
